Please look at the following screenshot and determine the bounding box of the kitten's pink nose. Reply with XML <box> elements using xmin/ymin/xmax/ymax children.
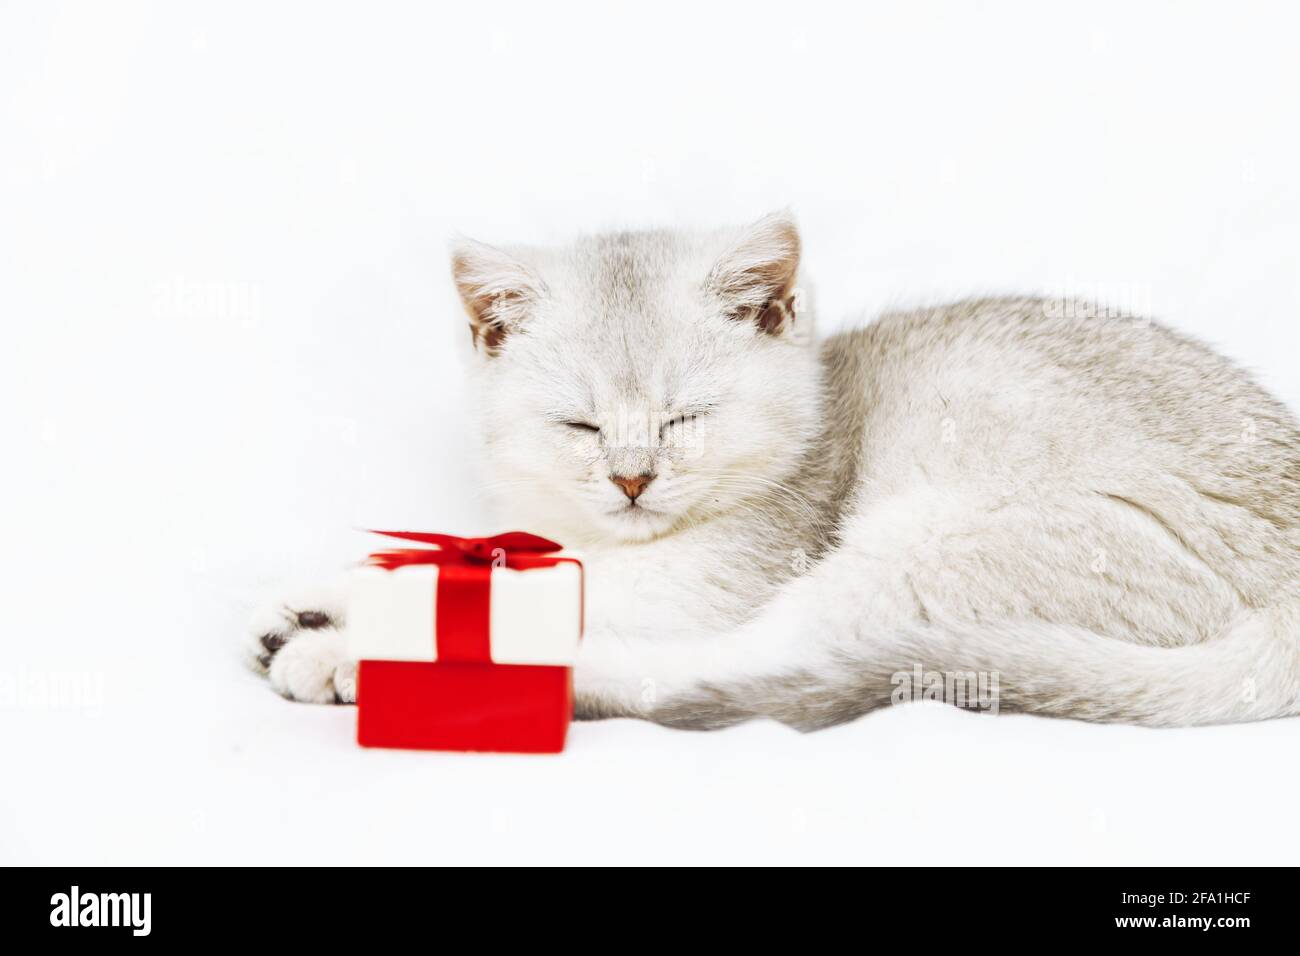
<box><xmin>611</xmin><ymin>473</ymin><xmax>654</xmax><ymax>501</ymax></box>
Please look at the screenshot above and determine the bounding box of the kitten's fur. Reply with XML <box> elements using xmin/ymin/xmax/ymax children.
<box><xmin>250</xmin><ymin>213</ymin><xmax>1300</xmax><ymax>728</ymax></box>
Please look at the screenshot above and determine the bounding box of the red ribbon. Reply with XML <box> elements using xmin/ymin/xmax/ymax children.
<box><xmin>364</xmin><ymin>531</ymin><xmax>582</xmax><ymax>663</ymax></box>
<box><xmin>366</xmin><ymin>530</ymin><xmax>565</xmax><ymax>571</ymax></box>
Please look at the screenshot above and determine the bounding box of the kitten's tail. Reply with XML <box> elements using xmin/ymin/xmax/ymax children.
<box><xmin>900</xmin><ymin>606</ymin><xmax>1300</xmax><ymax>728</ymax></box>
<box><xmin>653</xmin><ymin>604</ymin><xmax>1300</xmax><ymax>730</ymax></box>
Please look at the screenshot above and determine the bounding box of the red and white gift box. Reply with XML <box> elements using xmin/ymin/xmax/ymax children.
<box><xmin>345</xmin><ymin>531</ymin><xmax>583</xmax><ymax>753</ymax></box>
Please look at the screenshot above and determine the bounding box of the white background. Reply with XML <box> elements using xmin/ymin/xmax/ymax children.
<box><xmin>3</xmin><ymin>1</ymin><xmax>1299</xmax><ymax>864</ymax></box>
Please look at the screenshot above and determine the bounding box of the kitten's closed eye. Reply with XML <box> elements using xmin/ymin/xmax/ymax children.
<box><xmin>563</xmin><ymin>421</ymin><xmax>601</xmax><ymax>434</ymax></box>
<box><xmin>660</xmin><ymin>413</ymin><xmax>697</xmax><ymax>436</ymax></box>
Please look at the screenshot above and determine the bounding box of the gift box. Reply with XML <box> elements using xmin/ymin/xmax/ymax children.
<box><xmin>345</xmin><ymin>531</ymin><xmax>583</xmax><ymax>753</ymax></box>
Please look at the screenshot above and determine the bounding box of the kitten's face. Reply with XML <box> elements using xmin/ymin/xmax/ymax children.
<box><xmin>455</xmin><ymin>214</ymin><xmax>819</xmax><ymax>544</ymax></box>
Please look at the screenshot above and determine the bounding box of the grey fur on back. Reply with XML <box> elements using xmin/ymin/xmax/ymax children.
<box><xmin>647</xmin><ymin>296</ymin><xmax>1300</xmax><ymax>729</ymax></box>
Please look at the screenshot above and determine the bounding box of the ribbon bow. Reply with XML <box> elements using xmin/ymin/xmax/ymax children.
<box><xmin>366</xmin><ymin>530</ymin><xmax>565</xmax><ymax>571</ymax></box>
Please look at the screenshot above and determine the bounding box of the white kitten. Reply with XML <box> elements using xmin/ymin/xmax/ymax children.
<box><xmin>250</xmin><ymin>212</ymin><xmax>1300</xmax><ymax>728</ymax></box>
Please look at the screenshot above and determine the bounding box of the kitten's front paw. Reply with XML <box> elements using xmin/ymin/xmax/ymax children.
<box><xmin>247</xmin><ymin>582</ymin><xmax>354</xmax><ymax>704</ymax></box>
<box><xmin>247</xmin><ymin>603</ymin><xmax>338</xmax><ymax>674</ymax></box>
<box><xmin>268</xmin><ymin>627</ymin><xmax>357</xmax><ymax>704</ymax></box>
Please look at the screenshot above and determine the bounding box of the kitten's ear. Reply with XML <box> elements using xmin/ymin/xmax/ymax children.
<box><xmin>450</xmin><ymin>238</ymin><xmax>545</xmax><ymax>355</ymax></box>
<box><xmin>707</xmin><ymin>210</ymin><xmax>802</xmax><ymax>336</ymax></box>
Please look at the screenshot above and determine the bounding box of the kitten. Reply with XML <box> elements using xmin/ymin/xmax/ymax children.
<box><xmin>249</xmin><ymin>212</ymin><xmax>1300</xmax><ymax>728</ymax></box>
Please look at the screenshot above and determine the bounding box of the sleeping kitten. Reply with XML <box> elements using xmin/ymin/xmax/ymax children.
<box><xmin>249</xmin><ymin>212</ymin><xmax>1300</xmax><ymax>728</ymax></box>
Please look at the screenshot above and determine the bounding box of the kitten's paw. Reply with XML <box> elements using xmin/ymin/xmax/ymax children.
<box><xmin>268</xmin><ymin>627</ymin><xmax>358</xmax><ymax>704</ymax></box>
<box><xmin>246</xmin><ymin>580</ymin><xmax>356</xmax><ymax>704</ymax></box>
<box><xmin>246</xmin><ymin>581</ymin><xmax>348</xmax><ymax>675</ymax></box>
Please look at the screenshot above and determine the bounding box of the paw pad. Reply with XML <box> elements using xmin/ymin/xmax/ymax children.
<box><xmin>296</xmin><ymin>610</ymin><xmax>332</xmax><ymax>629</ymax></box>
